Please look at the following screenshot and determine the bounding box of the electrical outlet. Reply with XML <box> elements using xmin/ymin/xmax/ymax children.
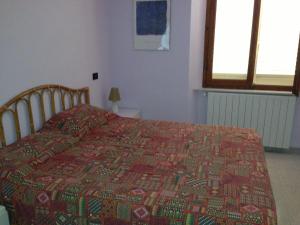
<box><xmin>93</xmin><ymin>73</ymin><xmax>99</xmax><ymax>80</ymax></box>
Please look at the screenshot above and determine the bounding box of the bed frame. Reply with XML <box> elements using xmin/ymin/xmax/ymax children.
<box><xmin>0</xmin><ymin>84</ymin><xmax>90</xmax><ymax>148</ymax></box>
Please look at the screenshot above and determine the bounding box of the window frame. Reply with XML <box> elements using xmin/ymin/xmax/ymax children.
<box><xmin>202</xmin><ymin>0</ymin><xmax>300</xmax><ymax>95</ymax></box>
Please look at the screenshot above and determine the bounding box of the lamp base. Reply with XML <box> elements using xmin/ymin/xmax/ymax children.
<box><xmin>112</xmin><ymin>102</ymin><xmax>119</xmax><ymax>113</ymax></box>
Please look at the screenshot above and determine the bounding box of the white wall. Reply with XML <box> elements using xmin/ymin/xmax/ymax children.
<box><xmin>0</xmin><ymin>0</ymin><xmax>111</xmax><ymax>107</ymax></box>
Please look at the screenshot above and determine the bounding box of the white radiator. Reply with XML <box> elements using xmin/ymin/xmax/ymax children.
<box><xmin>207</xmin><ymin>92</ymin><xmax>296</xmax><ymax>149</ymax></box>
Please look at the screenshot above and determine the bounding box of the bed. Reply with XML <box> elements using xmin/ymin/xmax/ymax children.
<box><xmin>0</xmin><ymin>85</ymin><xmax>277</xmax><ymax>225</ymax></box>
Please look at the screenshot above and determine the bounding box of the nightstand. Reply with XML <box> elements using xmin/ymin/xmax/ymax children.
<box><xmin>0</xmin><ymin>206</ymin><xmax>9</xmax><ymax>225</ymax></box>
<box><xmin>117</xmin><ymin>108</ymin><xmax>141</xmax><ymax>119</ymax></box>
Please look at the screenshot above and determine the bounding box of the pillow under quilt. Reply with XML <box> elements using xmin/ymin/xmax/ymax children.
<box><xmin>0</xmin><ymin>130</ymin><xmax>79</xmax><ymax>166</ymax></box>
<box><xmin>42</xmin><ymin>104</ymin><xmax>117</xmax><ymax>138</ymax></box>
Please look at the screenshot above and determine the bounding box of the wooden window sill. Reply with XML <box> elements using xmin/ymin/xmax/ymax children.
<box><xmin>194</xmin><ymin>88</ymin><xmax>294</xmax><ymax>96</ymax></box>
<box><xmin>213</xmin><ymin>73</ymin><xmax>294</xmax><ymax>86</ymax></box>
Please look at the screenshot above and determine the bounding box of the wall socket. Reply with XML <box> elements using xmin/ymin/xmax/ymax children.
<box><xmin>92</xmin><ymin>73</ymin><xmax>99</xmax><ymax>80</ymax></box>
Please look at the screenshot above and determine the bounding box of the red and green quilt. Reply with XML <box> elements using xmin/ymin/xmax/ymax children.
<box><xmin>0</xmin><ymin>107</ymin><xmax>277</xmax><ymax>225</ymax></box>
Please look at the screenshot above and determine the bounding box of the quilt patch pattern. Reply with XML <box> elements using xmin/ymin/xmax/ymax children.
<box><xmin>0</xmin><ymin>115</ymin><xmax>277</xmax><ymax>225</ymax></box>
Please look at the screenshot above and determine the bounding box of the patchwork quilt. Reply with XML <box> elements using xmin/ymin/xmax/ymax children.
<box><xmin>0</xmin><ymin>113</ymin><xmax>277</xmax><ymax>225</ymax></box>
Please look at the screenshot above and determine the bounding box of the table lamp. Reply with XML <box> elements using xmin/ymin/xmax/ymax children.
<box><xmin>108</xmin><ymin>87</ymin><xmax>121</xmax><ymax>113</ymax></box>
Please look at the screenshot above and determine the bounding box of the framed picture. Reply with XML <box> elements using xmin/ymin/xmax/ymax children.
<box><xmin>133</xmin><ymin>0</ymin><xmax>171</xmax><ymax>51</ymax></box>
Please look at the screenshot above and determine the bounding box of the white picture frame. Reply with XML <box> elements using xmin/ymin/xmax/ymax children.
<box><xmin>133</xmin><ymin>0</ymin><xmax>171</xmax><ymax>51</ymax></box>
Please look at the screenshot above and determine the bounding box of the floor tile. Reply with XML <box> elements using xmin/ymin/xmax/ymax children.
<box><xmin>265</xmin><ymin>152</ymin><xmax>300</xmax><ymax>225</ymax></box>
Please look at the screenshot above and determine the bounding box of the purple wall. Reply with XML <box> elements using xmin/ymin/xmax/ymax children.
<box><xmin>1</xmin><ymin>0</ymin><xmax>299</xmax><ymax>148</ymax></box>
<box><xmin>108</xmin><ymin>0</ymin><xmax>300</xmax><ymax>148</ymax></box>
<box><xmin>0</xmin><ymin>0</ymin><xmax>112</xmax><ymax>144</ymax></box>
<box><xmin>0</xmin><ymin>0</ymin><xmax>111</xmax><ymax>107</ymax></box>
<box><xmin>109</xmin><ymin>0</ymin><xmax>192</xmax><ymax>122</ymax></box>
<box><xmin>291</xmin><ymin>99</ymin><xmax>300</xmax><ymax>147</ymax></box>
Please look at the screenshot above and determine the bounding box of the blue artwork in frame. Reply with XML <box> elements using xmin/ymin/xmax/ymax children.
<box><xmin>136</xmin><ymin>1</ymin><xmax>167</xmax><ymax>35</ymax></box>
<box><xmin>134</xmin><ymin>0</ymin><xmax>170</xmax><ymax>50</ymax></box>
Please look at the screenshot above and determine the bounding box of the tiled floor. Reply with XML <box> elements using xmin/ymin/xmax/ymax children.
<box><xmin>265</xmin><ymin>151</ymin><xmax>300</xmax><ymax>225</ymax></box>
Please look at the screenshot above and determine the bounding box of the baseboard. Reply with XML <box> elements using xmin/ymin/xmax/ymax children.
<box><xmin>289</xmin><ymin>147</ymin><xmax>300</xmax><ymax>153</ymax></box>
<box><xmin>264</xmin><ymin>147</ymin><xmax>290</xmax><ymax>153</ymax></box>
<box><xmin>265</xmin><ymin>147</ymin><xmax>300</xmax><ymax>154</ymax></box>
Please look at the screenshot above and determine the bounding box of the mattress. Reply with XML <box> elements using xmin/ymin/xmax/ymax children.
<box><xmin>0</xmin><ymin>115</ymin><xmax>277</xmax><ymax>225</ymax></box>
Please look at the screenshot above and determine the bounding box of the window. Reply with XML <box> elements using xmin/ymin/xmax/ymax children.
<box><xmin>203</xmin><ymin>0</ymin><xmax>300</xmax><ymax>94</ymax></box>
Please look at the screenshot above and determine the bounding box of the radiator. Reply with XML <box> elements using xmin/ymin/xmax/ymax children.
<box><xmin>207</xmin><ymin>92</ymin><xmax>296</xmax><ymax>149</ymax></box>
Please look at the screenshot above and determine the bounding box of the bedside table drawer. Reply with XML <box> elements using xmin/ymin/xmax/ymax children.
<box><xmin>117</xmin><ymin>108</ymin><xmax>141</xmax><ymax>118</ymax></box>
<box><xmin>0</xmin><ymin>206</ymin><xmax>9</xmax><ymax>225</ymax></box>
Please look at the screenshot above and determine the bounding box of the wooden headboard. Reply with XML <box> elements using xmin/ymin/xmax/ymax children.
<box><xmin>0</xmin><ymin>84</ymin><xmax>90</xmax><ymax>148</ymax></box>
